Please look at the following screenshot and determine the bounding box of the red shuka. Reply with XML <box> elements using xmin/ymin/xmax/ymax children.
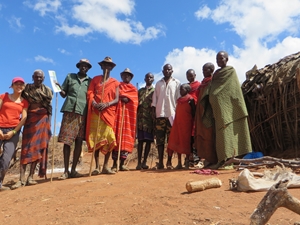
<box><xmin>113</xmin><ymin>82</ymin><xmax>138</xmax><ymax>153</ymax></box>
<box><xmin>167</xmin><ymin>94</ymin><xmax>194</xmax><ymax>155</ymax></box>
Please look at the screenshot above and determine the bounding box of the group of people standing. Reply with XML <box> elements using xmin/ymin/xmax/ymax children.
<box><xmin>0</xmin><ymin>51</ymin><xmax>252</xmax><ymax>191</ymax></box>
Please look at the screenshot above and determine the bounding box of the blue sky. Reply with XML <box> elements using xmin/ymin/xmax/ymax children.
<box><xmin>1</xmin><ymin>0</ymin><xmax>300</xmax><ymax>133</ymax></box>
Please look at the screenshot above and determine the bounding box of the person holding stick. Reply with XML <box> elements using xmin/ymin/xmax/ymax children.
<box><xmin>86</xmin><ymin>56</ymin><xmax>119</xmax><ymax>175</ymax></box>
<box><xmin>111</xmin><ymin>68</ymin><xmax>138</xmax><ymax>172</ymax></box>
<box><xmin>56</xmin><ymin>59</ymin><xmax>92</xmax><ymax>180</ymax></box>
<box><xmin>0</xmin><ymin>77</ymin><xmax>28</xmax><ymax>191</ymax></box>
<box><xmin>136</xmin><ymin>73</ymin><xmax>155</xmax><ymax>170</ymax></box>
<box><xmin>12</xmin><ymin>70</ymin><xmax>52</xmax><ymax>189</ymax></box>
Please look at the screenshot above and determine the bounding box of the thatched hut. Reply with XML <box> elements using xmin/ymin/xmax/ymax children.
<box><xmin>242</xmin><ymin>51</ymin><xmax>300</xmax><ymax>158</ymax></box>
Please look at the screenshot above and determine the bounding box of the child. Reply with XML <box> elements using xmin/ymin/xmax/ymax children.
<box><xmin>112</xmin><ymin>68</ymin><xmax>138</xmax><ymax>171</ymax></box>
<box><xmin>166</xmin><ymin>83</ymin><xmax>196</xmax><ymax>169</ymax></box>
<box><xmin>194</xmin><ymin>62</ymin><xmax>218</xmax><ymax>167</ymax></box>
<box><xmin>136</xmin><ymin>73</ymin><xmax>155</xmax><ymax>170</ymax></box>
<box><xmin>186</xmin><ymin>69</ymin><xmax>201</xmax><ymax>167</ymax></box>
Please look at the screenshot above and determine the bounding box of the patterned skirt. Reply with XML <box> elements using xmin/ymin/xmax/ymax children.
<box><xmin>58</xmin><ymin>112</ymin><xmax>86</xmax><ymax>146</ymax></box>
<box><xmin>21</xmin><ymin>108</ymin><xmax>52</xmax><ymax>177</ymax></box>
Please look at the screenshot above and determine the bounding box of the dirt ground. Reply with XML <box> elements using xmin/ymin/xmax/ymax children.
<box><xmin>1</xmin><ymin>143</ymin><xmax>300</xmax><ymax>225</ymax></box>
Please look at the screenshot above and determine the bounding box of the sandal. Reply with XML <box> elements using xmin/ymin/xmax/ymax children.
<box><xmin>166</xmin><ymin>164</ymin><xmax>174</xmax><ymax>170</ymax></box>
<box><xmin>111</xmin><ymin>166</ymin><xmax>117</xmax><ymax>172</ymax></box>
<box><xmin>0</xmin><ymin>186</ymin><xmax>11</xmax><ymax>191</ymax></box>
<box><xmin>151</xmin><ymin>162</ymin><xmax>165</xmax><ymax>170</ymax></box>
<box><xmin>136</xmin><ymin>164</ymin><xmax>142</xmax><ymax>170</ymax></box>
<box><xmin>119</xmin><ymin>165</ymin><xmax>130</xmax><ymax>171</ymax></box>
<box><xmin>141</xmin><ymin>163</ymin><xmax>149</xmax><ymax>169</ymax></box>
<box><xmin>91</xmin><ymin>169</ymin><xmax>101</xmax><ymax>176</ymax></box>
<box><xmin>70</xmin><ymin>171</ymin><xmax>84</xmax><ymax>178</ymax></box>
<box><xmin>101</xmin><ymin>167</ymin><xmax>116</xmax><ymax>175</ymax></box>
<box><xmin>27</xmin><ymin>177</ymin><xmax>38</xmax><ymax>185</ymax></box>
<box><xmin>58</xmin><ymin>172</ymin><xmax>69</xmax><ymax>180</ymax></box>
<box><xmin>174</xmin><ymin>164</ymin><xmax>183</xmax><ymax>170</ymax></box>
<box><xmin>11</xmin><ymin>180</ymin><xmax>26</xmax><ymax>190</ymax></box>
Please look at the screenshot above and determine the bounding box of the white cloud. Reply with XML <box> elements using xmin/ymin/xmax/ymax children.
<box><xmin>194</xmin><ymin>5</ymin><xmax>211</xmax><ymax>19</ymax></box>
<box><xmin>57</xmin><ymin>48</ymin><xmax>71</xmax><ymax>55</ymax></box>
<box><xmin>7</xmin><ymin>16</ymin><xmax>24</xmax><ymax>31</ymax></box>
<box><xmin>26</xmin><ymin>0</ymin><xmax>164</xmax><ymax>44</ymax></box>
<box><xmin>34</xmin><ymin>55</ymin><xmax>55</xmax><ymax>64</ymax></box>
<box><xmin>24</xmin><ymin>0</ymin><xmax>61</xmax><ymax>16</ymax></box>
<box><xmin>33</xmin><ymin>26</ymin><xmax>40</xmax><ymax>33</ymax></box>
<box><xmin>162</xmin><ymin>47</ymin><xmax>217</xmax><ymax>84</ymax></box>
<box><xmin>170</xmin><ymin>0</ymin><xmax>300</xmax><ymax>83</ymax></box>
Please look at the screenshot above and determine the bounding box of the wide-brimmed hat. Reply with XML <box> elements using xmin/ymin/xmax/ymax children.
<box><xmin>76</xmin><ymin>59</ymin><xmax>92</xmax><ymax>69</ymax></box>
<box><xmin>120</xmin><ymin>68</ymin><xmax>134</xmax><ymax>78</ymax></box>
<box><xmin>10</xmin><ymin>77</ymin><xmax>25</xmax><ymax>87</ymax></box>
<box><xmin>98</xmin><ymin>56</ymin><xmax>116</xmax><ymax>68</ymax></box>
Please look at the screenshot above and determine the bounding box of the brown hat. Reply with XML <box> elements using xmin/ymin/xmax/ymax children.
<box><xmin>120</xmin><ymin>68</ymin><xmax>134</xmax><ymax>78</ymax></box>
<box><xmin>76</xmin><ymin>59</ymin><xmax>92</xmax><ymax>69</ymax></box>
<box><xmin>98</xmin><ymin>56</ymin><xmax>116</xmax><ymax>68</ymax></box>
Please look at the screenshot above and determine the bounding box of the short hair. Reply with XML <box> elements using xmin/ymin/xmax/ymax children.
<box><xmin>181</xmin><ymin>83</ymin><xmax>191</xmax><ymax>93</ymax></box>
<box><xmin>33</xmin><ymin>69</ymin><xmax>45</xmax><ymax>77</ymax></box>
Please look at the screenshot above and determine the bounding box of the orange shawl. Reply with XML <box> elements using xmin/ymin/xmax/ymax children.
<box><xmin>113</xmin><ymin>82</ymin><xmax>138</xmax><ymax>153</ymax></box>
<box><xmin>86</xmin><ymin>75</ymin><xmax>119</xmax><ymax>132</ymax></box>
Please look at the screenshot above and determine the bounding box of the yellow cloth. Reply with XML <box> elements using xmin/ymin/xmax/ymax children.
<box><xmin>87</xmin><ymin>111</ymin><xmax>116</xmax><ymax>155</ymax></box>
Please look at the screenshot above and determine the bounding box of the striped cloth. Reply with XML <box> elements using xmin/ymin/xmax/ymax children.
<box><xmin>21</xmin><ymin>108</ymin><xmax>52</xmax><ymax>177</ymax></box>
<box><xmin>113</xmin><ymin>82</ymin><xmax>138</xmax><ymax>155</ymax></box>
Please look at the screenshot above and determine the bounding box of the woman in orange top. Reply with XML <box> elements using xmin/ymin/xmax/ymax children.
<box><xmin>0</xmin><ymin>77</ymin><xmax>28</xmax><ymax>191</ymax></box>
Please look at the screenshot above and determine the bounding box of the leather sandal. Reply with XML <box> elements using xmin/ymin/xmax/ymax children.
<box><xmin>58</xmin><ymin>172</ymin><xmax>69</xmax><ymax>180</ymax></box>
<box><xmin>174</xmin><ymin>164</ymin><xmax>183</xmax><ymax>170</ymax></box>
<box><xmin>101</xmin><ymin>167</ymin><xmax>116</xmax><ymax>175</ymax></box>
<box><xmin>141</xmin><ymin>163</ymin><xmax>149</xmax><ymax>169</ymax></box>
<box><xmin>70</xmin><ymin>171</ymin><xmax>84</xmax><ymax>178</ymax></box>
<box><xmin>11</xmin><ymin>180</ymin><xmax>26</xmax><ymax>190</ymax></box>
<box><xmin>91</xmin><ymin>169</ymin><xmax>101</xmax><ymax>176</ymax></box>
<box><xmin>119</xmin><ymin>165</ymin><xmax>130</xmax><ymax>171</ymax></box>
<box><xmin>27</xmin><ymin>177</ymin><xmax>38</xmax><ymax>185</ymax></box>
<box><xmin>0</xmin><ymin>186</ymin><xmax>11</xmax><ymax>191</ymax></box>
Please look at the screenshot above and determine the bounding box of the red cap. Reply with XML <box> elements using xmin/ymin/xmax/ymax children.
<box><xmin>10</xmin><ymin>77</ymin><xmax>25</xmax><ymax>87</ymax></box>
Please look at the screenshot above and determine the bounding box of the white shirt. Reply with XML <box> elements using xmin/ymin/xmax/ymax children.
<box><xmin>151</xmin><ymin>77</ymin><xmax>181</xmax><ymax>118</ymax></box>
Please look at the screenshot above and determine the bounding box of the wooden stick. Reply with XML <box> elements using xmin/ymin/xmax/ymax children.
<box><xmin>88</xmin><ymin>69</ymin><xmax>108</xmax><ymax>176</ymax></box>
<box><xmin>117</xmin><ymin>103</ymin><xmax>125</xmax><ymax>172</ymax></box>
<box><xmin>250</xmin><ymin>179</ymin><xmax>300</xmax><ymax>225</ymax></box>
<box><xmin>50</xmin><ymin>92</ymin><xmax>58</xmax><ymax>182</ymax></box>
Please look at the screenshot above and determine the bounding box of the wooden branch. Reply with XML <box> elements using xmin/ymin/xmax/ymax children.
<box><xmin>250</xmin><ymin>179</ymin><xmax>300</xmax><ymax>225</ymax></box>
<box><xmin>224</xmin><ymin>156</ymin><xmax>300</xmax><ymax>169</ymax></box>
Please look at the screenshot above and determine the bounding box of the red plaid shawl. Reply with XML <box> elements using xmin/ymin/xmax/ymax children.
<box><xmin>113</xmin><ymin>82</ymin><xmax>138</xmax><ymax>153</ymax></box>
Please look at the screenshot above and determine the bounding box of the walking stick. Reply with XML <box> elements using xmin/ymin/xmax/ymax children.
<box><xmin>88</xmin><ymin>69</ymin><xmax>108</xmax><ymax>176</ymax></box>
<box><xmin>50</xmin><ymin>92</ymin><xmax>58</xmax><ymax>182</ymax></box>
<box><xmin>117</xmin><ymin>103</ymin><xmax>125</xmax><ymax>172</ymax></box>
